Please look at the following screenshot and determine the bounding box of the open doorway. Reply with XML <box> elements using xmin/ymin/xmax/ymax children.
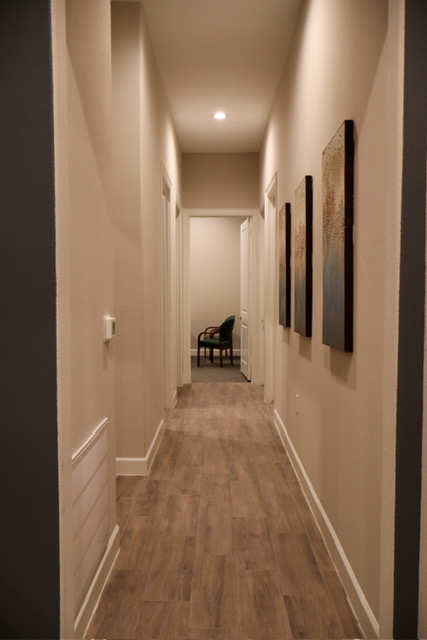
<box><xmin>189</xmin><ymin>216</ymin><xmax>247</xmax><ymax>382</ymax></box>
<box><xmin>181</xmin><ymin>209</ymin><xmax>259</xmax><ymax>384</ymax></box>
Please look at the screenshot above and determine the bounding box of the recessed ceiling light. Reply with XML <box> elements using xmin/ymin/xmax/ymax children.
<box><xmin>213</xmin><ymin>111</ymin><xmax>228</xmax><ymax>120</ymax></box>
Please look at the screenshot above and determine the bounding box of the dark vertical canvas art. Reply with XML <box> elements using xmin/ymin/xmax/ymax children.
<box><xmin>322</xmin><ymin>120</ymin><xmax>354</xmax><ymax>352</ymax></box>
<box><xmin>279</xmin><ymin>202</ymin><xmax>291</xmax><ymax>327</ymax></box>
<box><xmin>294</xmin><ymin>176</ymin><xmax>313</xmax><ymax>337</ymax></box>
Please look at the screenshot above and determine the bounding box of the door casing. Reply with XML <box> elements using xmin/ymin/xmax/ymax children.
<box><xmin>181</xmin><ymin>208</ymin><xmax>260</xmax><ymax>384</ymax></box>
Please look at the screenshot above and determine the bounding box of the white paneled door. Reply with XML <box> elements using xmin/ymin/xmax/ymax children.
<box><xmin>240</xmin><ymin>218</ymin><xmax>251</xmax><ymax>380</ymax></box>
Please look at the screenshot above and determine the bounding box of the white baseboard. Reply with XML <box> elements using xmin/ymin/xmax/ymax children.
<box><xmin>116</xmin><ymin>418</ymin><xmax>165</xmax><ymax>476</ymax></box>
<box><xmin>75</xmin><ymin>524</ymin><xmax>120</xmax><ymax>638</ymax></box>
<box><xmin>191</xmin><ymin>348</ymin><xmax>241</xmax><ymax>356</ymax></box>
<box><xmin>115</xmin><ymin>457</ymin><xmax>147</xmax><ymax>475</ymax></box>
<box><xmin>273</xmin><ymin>409</ymin><xmax>379</xmax><ymax>639</ymax></box>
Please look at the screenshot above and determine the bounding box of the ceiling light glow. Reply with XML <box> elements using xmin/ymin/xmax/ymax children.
<box><xmin>213</xmin><ymin>111</ymin><xmax>228</xmax><ymax>120</ymax></box>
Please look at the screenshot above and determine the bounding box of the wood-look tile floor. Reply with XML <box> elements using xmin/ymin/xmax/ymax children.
<box><xmin>86</xmin><ymin>382</ymin><xmax>362</xmax><ymax>640</ymax></box>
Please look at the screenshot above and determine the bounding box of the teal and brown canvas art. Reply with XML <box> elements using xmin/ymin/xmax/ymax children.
<box><xmin>322</xmin><ymin>120</ymin><xmax>354</xmax><ymax>352</ymax></box>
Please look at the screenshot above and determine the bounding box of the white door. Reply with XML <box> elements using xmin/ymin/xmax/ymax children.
<box><xmin>240</xmin><ymin>218</ymin><xmax>251</xmax><ymax>380</ymax></box>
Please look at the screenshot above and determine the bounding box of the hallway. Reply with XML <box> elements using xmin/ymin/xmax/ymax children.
<box><xmin>87</xmin><ymin>382</ymin><xmax>361</xmax><ymax>639</ymax></box>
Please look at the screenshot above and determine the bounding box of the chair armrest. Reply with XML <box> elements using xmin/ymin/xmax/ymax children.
<box><xmin>198</xmin><ymin>327</ymin><xmax>216</xmax><ymax>339</ymax></box>
<box><xmin>205</xmin><ymin>326</ymin><xmax>220</xmax><ymax>336</ymax></box>
<box><xmin>198</xmin><ymin>326</ymin><xmax>220</xmax><ymax>339</ymax></box>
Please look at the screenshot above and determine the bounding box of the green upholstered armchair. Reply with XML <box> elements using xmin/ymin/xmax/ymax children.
<box><xmin>197</xmin><ymin>315</ymin><xmax>235</xmax><ymax>367</ymax></box>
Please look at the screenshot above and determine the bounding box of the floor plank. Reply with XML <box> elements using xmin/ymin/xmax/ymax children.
<box><xmin>271</xmin><ymin>532</ymin><xmax>328</xmax><ymax>597</ymax></box>
<box><xmin>86</xmin><ymin>569</ymin><xmax>146</xmax><ymax>639</ymax></box>
<box><xmin>135</xmin><ymin>600</ymin><xmax>190</xmax><ymax>639</ymax></box>
<box><xmin>189</xmin><ymin>554</ymin><xmax>237</xmax><ymax>629</ymax></box>
<box><xmin>232</xmin><ymin>517</ymin><xmax>276</xmax><ymax>571</ymax></box>
<box><xmin>236</xmin><ymin>569</ymin><xmax>293</xmax><ymax>639</ymax></box>
<box><xmin>86</xmin><ymin>382</ymin><xmax>362</xmax><ymax>640</ymax></box>
<box><xmin>284</xmin><ymin>594</ymin><xmax>346</xmax><ymax>638</ymax></box>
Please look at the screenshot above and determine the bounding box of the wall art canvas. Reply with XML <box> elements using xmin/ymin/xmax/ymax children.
<box><xmin>279</xmin><ymin>202</ymin><xmax>291</xmax><ymax>327</ymax></box>
<box><xmin>294</xmin><ymin>176</ymin><xmax>313</xmax><ymax>337</ymax></box>
<box><xmin>322</xmin><ymin>119</ymin><xmax>354</xmax><ymax>352</ymax></box>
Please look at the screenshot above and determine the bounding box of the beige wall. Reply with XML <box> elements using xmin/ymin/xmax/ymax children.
<box><xmin>111</xmin><ymin>4</ymin><xmax>144</xmax><ymax>459</ymax></box>
<box><xmin>54</xmin><ymin>0</ymin><xmax>182</xmax><ymax>633</ymax></box>
<box><xmin>112</xmin><ymin>2</ymin><xmax>181</xmax><ymax>458</ymax></box>
<box><xmin>183</xmin><ymin>153</ymin><xmax>259</xmax><ymax>208</ymax></box>
<box><xmin>53</xmin><ymin>0</ymin><xmax>117</xmax><ymax>634</ymax></box>
<box><xmin>260</xmin><ymin>0</ymin><xmax>403</xmax><ymax>634</ymax></box>
<box><xmin>190</xmin><ymin>217</ymin><xmax>244</xmax><ymax>350</ymax></box>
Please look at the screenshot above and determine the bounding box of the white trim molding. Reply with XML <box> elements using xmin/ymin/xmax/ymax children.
<box><xmin>76</xmin><ymin>524</ymin><xmax>120</xmax><ymax>638</ymax></box>
<box><xmin>182</xmin><ymin>208</ymin><xmax>260</xmax><ymax>385</ymax></box>
<box><xmin>184</xmin><ymin>208</ymin><xmax>259</xmax><ymax>218</ymax></box>
<box><xmin>161</xmin><ymin>163</ymin><xmax>177</xmax><ymax>410</ymax></box>
<box><xmin>71</xmin><ymin>417</ymin><xmax>112</xmax><ymax>633</ymax></box>
<box><xmin>116</xmin><ymin>418</ymin><xmax>165</xmax><ymax>476</ymax></box>
<box><xmin>190</xmin><ymin>348</ymin><xmax>241</xmax><ymax>356</ymax></box>
<box><xmin>263</xmin><ymin>173</ymin><xmax>277</xmax><ymax>403</ymax></box>
<box><xmin>274</xmin><ymin>409</ymin><xmax>380</xmax><ymax>639</ymax></box>
<box><xmin>71</xmin><ymin>417</ymin><xmax>108</xmax><ymax>464</ymax></box>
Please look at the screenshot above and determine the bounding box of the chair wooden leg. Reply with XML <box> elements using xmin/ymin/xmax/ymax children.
<box><xmin>220</xmin><ymin>348</ymin><xmax>223</xmax><ymax>367</ymax></box>
<box><xmin>210</xmin><ymin>348</ymin><xmax>213</xmax><ymax>363</ymax></box>
<box><xmin>197</xmin><ymin>342</ymin><xmax>200</xmax><ymax>366</ymax></box>
<box><xmin>230</xmin><ymin>346</ymin><xmax>233</xmax><ymax>366</ymax></box>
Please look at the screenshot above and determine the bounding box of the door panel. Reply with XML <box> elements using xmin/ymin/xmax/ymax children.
<box><xmin>240</xmin><ymin>219</ymin><xmax>251</xmax><ymax>380</ymax></box>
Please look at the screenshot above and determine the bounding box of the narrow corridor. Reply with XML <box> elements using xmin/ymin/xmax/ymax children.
<box><xmin>86</xmin><ymin>382</ymin><xmax>362</xmax><ymax>639</ymax></box>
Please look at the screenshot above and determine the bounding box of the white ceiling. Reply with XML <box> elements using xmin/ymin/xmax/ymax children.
<box><xmin>113</xmin><ymin>0</ymin><xmax>303</xmax><ymax>153</ymax></box>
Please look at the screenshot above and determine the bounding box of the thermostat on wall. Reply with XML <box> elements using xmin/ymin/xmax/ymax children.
<box><xmin>103</xmin><ymin>315</ymin><xmax>116</xmax><ymax>342</ymax></box>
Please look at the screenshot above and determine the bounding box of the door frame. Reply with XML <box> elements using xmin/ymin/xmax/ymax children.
<box><xmin>162</xmin><ymin>165</ymin><xmax>177</xmax><ymax>409</ymax></box>
<box><xmin>181</xmin><ymin>208</ymin><xmax>259</xmax><ymax>384</ymax></box>
<box><xmin>175</xmin><ymin>199</ymin><xmax>184</xmax><ymax>388</ymax></box>
<box><xmin>263</xmin><ymin>174</ymin><xmax>278</xmax><ymax>403</ymax></box>
<box><xmin>239</xmin><ymin>217</ymin><xmax>251</xmax><ymax>381</ymax></box>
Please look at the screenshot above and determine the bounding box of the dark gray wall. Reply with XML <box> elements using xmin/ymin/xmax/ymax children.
<box><xmin>0</xmin><ymin>1</ymin><xmax>60</xmax><ymax>637</ymax></box>
<box><xmin>394</xmin><ymin>0</ymin><xmax>427</xmax><ymax>637</ymax></box>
